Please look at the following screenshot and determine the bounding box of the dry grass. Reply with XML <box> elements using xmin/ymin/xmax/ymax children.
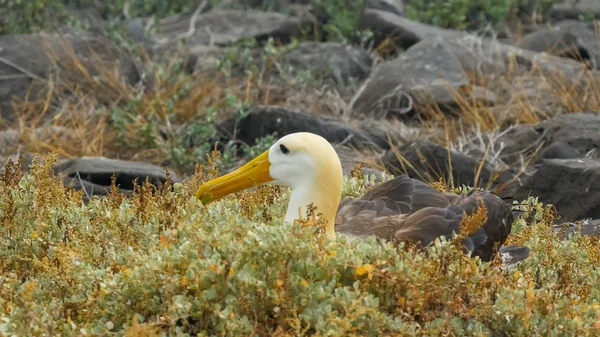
<box><xmin>370</xmin><ymin>47</ymin><xmax>600</xmax><ymax>193</ymax></box>
<box><xmin>0</xmin><ymin>35</ymin><xmax>359</xmax><ymax>176</ymax></box>
<box><xmin>1</xmin><ymin>26</ymin><xmax>600</xmax><ymax>194</ymax></box>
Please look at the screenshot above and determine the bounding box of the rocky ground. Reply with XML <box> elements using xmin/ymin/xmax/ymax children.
<box><xmin>1</xmin><ymin>0</ymin><xmax>600</xmax><ymax>235</ymax></box>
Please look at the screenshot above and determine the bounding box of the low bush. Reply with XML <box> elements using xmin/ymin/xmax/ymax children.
<box><xmin>1</xmin><ymin>154</ymin><xmax>599</xmax><ymax>336</ymax></box>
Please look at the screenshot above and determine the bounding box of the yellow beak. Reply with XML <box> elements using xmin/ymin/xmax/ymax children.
<box><xmin>195</xmin><ymin>149</ymin><xmax>273</xmax><ymax>205</ymax></box>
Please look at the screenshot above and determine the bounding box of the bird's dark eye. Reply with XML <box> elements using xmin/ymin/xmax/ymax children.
<box><xmin>280</xmin><ymin>144</ymin><xmax>290</xmax><ymax>154</ymax></box>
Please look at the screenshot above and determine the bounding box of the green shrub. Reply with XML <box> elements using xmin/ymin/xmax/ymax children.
<box><xmin>0</xmin><ymin>0</ymin><xmax>81</xmax><ymax>34</ymax></box>
<box><xmin>405</xmin><ymin>0</ymin><xmax>557</xmax><ymax>30</ymax></box>
<box><xmin>1</xmin><ymin>154</ymin><xmax>599</xmax><ymax>336</ymax></box>
<box><xmin>311</xmin><ymin>0</ymin><xmax>366</xmax><ymax>43</ymax></box>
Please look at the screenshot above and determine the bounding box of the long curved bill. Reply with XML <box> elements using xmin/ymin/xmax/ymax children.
<box><xmin>195</xmin><ymin>149</ymin><xmax>273</xmax><ymax>205</ymax></box>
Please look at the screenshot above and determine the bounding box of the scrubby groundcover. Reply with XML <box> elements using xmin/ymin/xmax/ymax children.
<box><xmin>0</xmin><ymin>153</ymin><xmax>599</xmax><ymax>336</ymax></box>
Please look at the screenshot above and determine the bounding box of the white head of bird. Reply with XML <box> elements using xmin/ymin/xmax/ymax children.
<box><xmin>195</xmin><ymin>132</ymin><xmax>344</xmax><ymax>240</ymax></box>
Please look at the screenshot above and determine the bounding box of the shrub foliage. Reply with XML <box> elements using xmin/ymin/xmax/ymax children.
<box><xmin>1</xmin><ymin>154</ymin><xmax>599</xmax><ymax>336</ymax></box>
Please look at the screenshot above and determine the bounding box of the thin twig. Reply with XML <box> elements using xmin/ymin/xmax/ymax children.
<box><xmin>181</xmin><ymin>0</ymin><xmax>208</xmax><ymax>39</ymax></box>
<box><xmin>0</xmin><ymin>74</ymin><xmax>34</xmax><ymax>80</ymax></box>
<box><xmin>155</xmin><ymin>0</ymin><xmax>208</xmax><ymax>44</ymax></box>
<box><xmin>75</xmin><ymin>171</ymin><xmax>92</xmax><ymax>201</ymax></box>
<box><xmin>0</xmin><ymin>57</ymin><xmax>48</xmax><ymax>83</ymax></box>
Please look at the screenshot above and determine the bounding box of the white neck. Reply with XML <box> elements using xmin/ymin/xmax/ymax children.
<box><xmin>283</xmin><ymin>180</ymin><xmax>339</xmax><ymax>240</ymax></box>
<box><xmin>284</xmin><ymin>184</ymin><xmax>313</xmax><ymax>223</ymax></box>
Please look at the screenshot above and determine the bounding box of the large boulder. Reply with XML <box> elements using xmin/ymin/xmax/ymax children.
<box><xmin>55</xmin><ymin>157</ymin><xmax>179</xmax><ymax>200</ymax></box>
<box><xmin>379</xmin><ymin>141</ymin><xmax>518</xmax><ymax>193</ymax></box>
<box><xmin>156</xmin><ymin>9</ymin><xmax>308</xmax><ymax>47</ymax></box>
<box><xmin>345</xmin><ymin>37</ymin><xmax>470</xmax><ymax>120</ymax></box>
<box><xmin>494</xmin><ymin>112</ymin><xmax>600</xmax><ymax>168</ymax></box>
<box><xmin>548</xmin><ymin>0</ymin><xmax>600</xmax><ymax>20</ymax></box>
<box><xmin>365</xmin><ymin>0</ymin><xmax>404</xmax><ymax>16</ymax></box>
<box><xmin>217</xmin><ymin>105</ymin><xmax>388</xmax><ymax>150</ymax></box>
<box><xmin>358</xmin><ymin>8</ymin><xmax>463</xmax><ymax>49</ymax></box>
<box><xmin>515</xmin><ymin>21</ymin><xmax>598</xmax><ymax>69</ymax></box>
<box><xmin>281</xmin><ymin>42</ymin><xmax>373</xmax><ymax>84</ymax></box>
<box><xmin>516</xmin><ymin>158</ymin><xmax>600</xmax><ymax>223</ymax></box>
<box><xmin>445</xmin><ymin>35</ymin><xmax>588</xmax><ymax>79</ymax></box>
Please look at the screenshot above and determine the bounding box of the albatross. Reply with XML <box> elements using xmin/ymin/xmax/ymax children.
<box><xmin>196</xmin><ymin>132</ymin><xmax>514</xmax><ymax>262</ymax></box>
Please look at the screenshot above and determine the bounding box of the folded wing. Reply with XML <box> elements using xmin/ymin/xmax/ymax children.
<box><xmin>335</xmin><ymin>175</ymin><xmax>513</xmax><ymax>261</ymax></box>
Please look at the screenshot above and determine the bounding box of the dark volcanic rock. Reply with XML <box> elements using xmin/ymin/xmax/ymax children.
<box><xmin>218</xmin><ymin>105</ymin><xmax>387</xmax><ymax>150</ymax></box>
<box><xmin>55</xmin><ymin>157</ymin><xmax>179</xmax><ymax>200</ymax></box>
<box><xmin>553</xmin><ymin>219</ymin><xmax>600</xmax><ymax>240</ymax></box>
<box><xmin>548</xmin><ymin>0</ymin><xmax>600</xmax><ymax>20</ymax></box>
<box><xmin>499</xmin><ymin>245</ymin><xmax>531</xmax><ymax>268</ymax></box>
<box><xmin>0</xmin><ymin>27</ymin><xmax>140</xmax><ymax>119</ymax></box>
<box><xmin>516</xmin><ymin>158</ymin><xmax>600</xmax><ymax>222</ymax></box>
<box><xmin>495</xmin><ymin>112</ymin><xmax>600</xmax><ymax>167</ymax></box>
<box><xmin>282</xmin><ymin>42</ymin><xmax>373</xmax><ymax>84</ymax></box>
<box><xmin>156</xmin><ymin>9</ymin><xmax>308</xmax><ymax>47</ymax></box>
<box><xmin>379</xmin><ymin>141</ymin><xmax>518</xmax><ymax>192</ymax></box>
<box><xmin>346</xmin><ymin>37</ymin><xmax>470</xmax><ymax>120</ymax></box>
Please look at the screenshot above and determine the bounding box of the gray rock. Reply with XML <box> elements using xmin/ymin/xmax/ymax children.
<box><xmin>55</xmin><ymin>157</ymin><xmax>179</xmax><ymax>200</ymax></box>
<box><xmin>365</xmin><ymin>0</ymin><xmax>404</xmax><ymax>16</ymax></box>
<box><xmin>548</xmin><ymin>0</ymin><xmax>600</xmax><ymax>20</ymax></box>
<box><xmin>516</xmin><ymin>158</ymin><xmax>600</xmax><ymax>222</ymax></box>
<box><xmin>345</xmin><ymin>37</ymin><xmax>469</xmax><ymax>119</ymax></box>
<box><xmin>540</xmin><ymin>142</ymin><xmax>582</xmax><ymax>160</ymax></box>
<box><xmin>499</xmin><ymin>245</ymin><xmax>531</xmax><ymax>268</ymax></box>
<box><xmin>0</xmin><ymin>27</ymin><xmax>140</xmax><ymax>119</ymax></box>
<box><xmin>220</xmin><ymin>0</ymin><xmax>312</xmax><ymax>11</ymax></box>
<box><xmin>514</xmin><ymin>113</ymin><xmax>600</xmax><ymax>156</ymax></box>
<box><xmin>0</xmin><ymin>129</ymin><xmax>19</xmax><ymax>153</ymax></box>
<box><xmin>494</xmin><ymin>112</ymin><xmax>600</xmax><ymax>168</ymax></box>
<box><xmin>217</xmin><ymin>105</ymin><xmax>387</xmax><ymax>150</ymax></box>
<box><xmin>515</xmin><ymin>22</ymin><xmax>597</xmax><ymax>69</ymax></box>
<box><xmin>156</xmin><ymin>9</ymin><xmax>308</xmax><ymax>47</ymax></box>
<box><xmin>553</xmin><ymin>219</ymin><xmax>600</xmax><ymax>240</ymax></box>
<box><xmin>445</xmin><ymin>35</ymin><xmax>588</xmax><ymax>79</ymax></box>
<box><xmin>379</xmin><ymin>141</ymin><xmax>518</xmax><ymax>193</ymax></box>
<box><xmin>358</xmin><ymin>8</ymin><xmax>464</xmax><ymax>49</ymax></box>
<box><xmin>555</xmin><ymin>20</ymin><xmax>599</xmax><ymax>69</ymax></box>
<box><xmin>281</xmin><ymin>42</ymin><xmax>373</xmax><ymax>84</ymax></box>
<box><xmin>516</xmin><ymin>28</ymin><xmax>582</xmax><ymax>54</ymax></box>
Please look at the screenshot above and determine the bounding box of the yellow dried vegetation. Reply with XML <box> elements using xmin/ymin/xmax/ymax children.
<box><xmin>1</xmin><ymin>24</ymin><xmax>600</xmax><ymax>337</ymax></box>
<box><xmin>0</xmin><ymin>151</ymin><xmax>598</xmax><ymax>336</ymax></box>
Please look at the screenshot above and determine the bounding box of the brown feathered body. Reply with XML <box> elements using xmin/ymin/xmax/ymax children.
<box><xmin>334</xmin><ymin>175</ymin><xmax>513</xmax><ymax>262</ymax></box>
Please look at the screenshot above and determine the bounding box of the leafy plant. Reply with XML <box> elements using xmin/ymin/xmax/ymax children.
<box><xmin>312</xmin><ymin>0</ymin><xmax>366</xmax><ymax>42</ymax></box>
<box><xmin>0</xmin><ymin>0</ymin><xmax>86</xmax><ymax>34</ymax></box>
<box><xmin>405</xmin><ymin>0</ymin><xmax>557</xmax><ymax>30</ymax></box>
<box><xmin>1</xmin><ymin>154</ymin><xmax>600</xmax><ymax>336</ymax></box>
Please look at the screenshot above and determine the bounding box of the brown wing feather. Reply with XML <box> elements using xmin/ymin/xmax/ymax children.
<box><xmin>335</xmin><ymin>175</ymin><xmax>513</xmax><ymax>261</ymax></box>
